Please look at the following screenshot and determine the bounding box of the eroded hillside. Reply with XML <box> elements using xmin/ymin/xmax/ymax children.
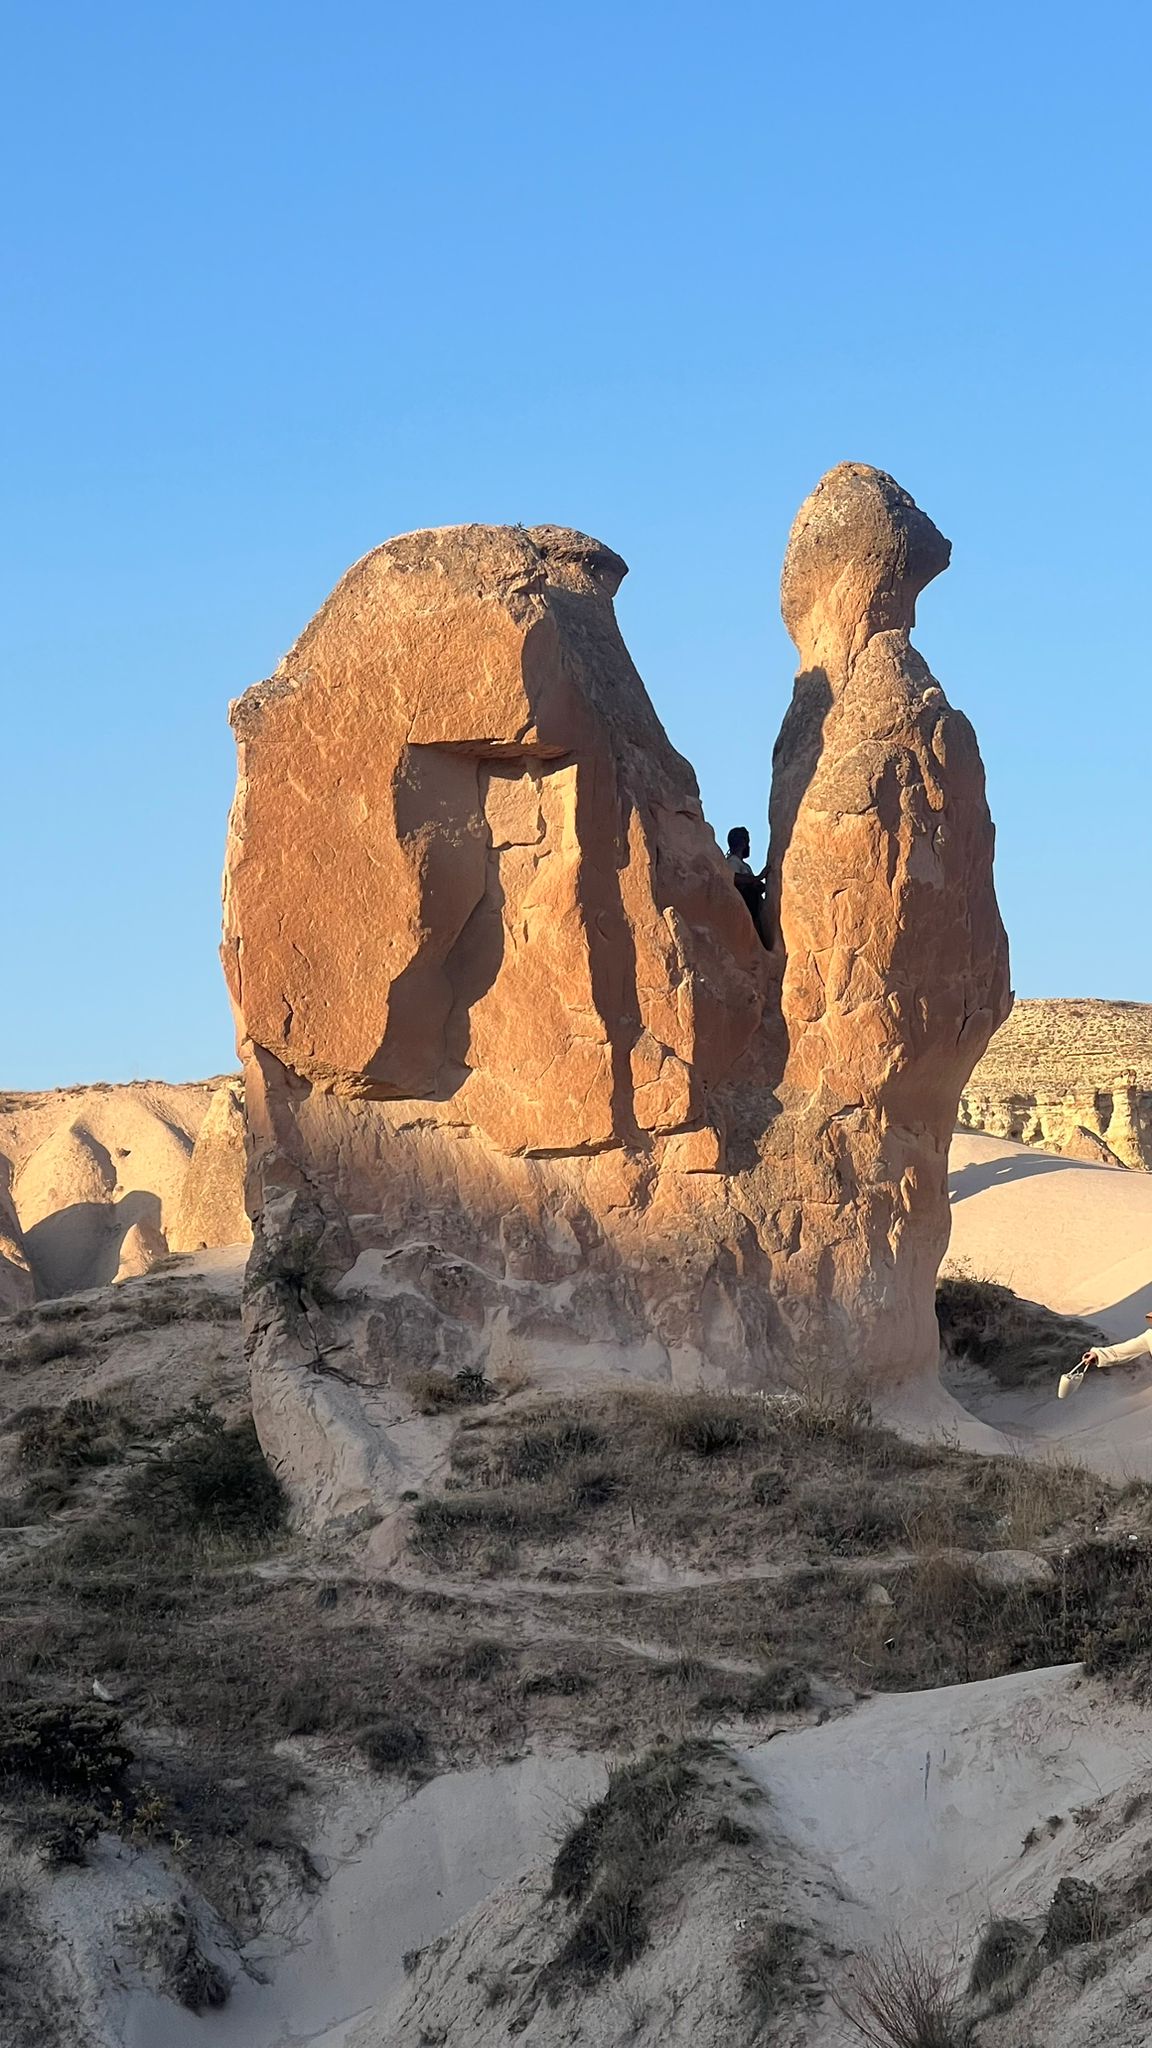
<box><xmin>961</xmin><ymin>999</ymin><xmax>1152</xmax><ymax>1168</ymax></box>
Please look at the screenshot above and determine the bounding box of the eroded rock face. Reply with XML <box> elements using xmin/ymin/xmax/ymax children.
<box><xmin>114</xmin><ymin>1215</ymin><xmax>169</xmax><ymax>1282</ymax></box>
<box><xmin>224</xmin><ymin>525</ymin><xmax>769</xmax><ymax>1152</ymax></box>
<box><xmin>0</xmin><ymin>1183</ymin><xmax>33</xmax><ymax>1312</ymax></box>
<box><xmin>227</xmin><ymin>478</ymin><xmax>1009</xmax><ymax>1528</ymax></box>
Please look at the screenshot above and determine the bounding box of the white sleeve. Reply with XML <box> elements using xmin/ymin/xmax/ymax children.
<box><xmin>1095</xmin><ymin>1329</ymin><xmax>1152</xmax><ymax>1366</ymax></box>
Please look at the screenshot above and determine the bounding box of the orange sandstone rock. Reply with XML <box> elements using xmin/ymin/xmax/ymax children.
<box><xmin>761</xmin><ymin>463</ymin><xmax>1012</xmax><ymax>1382</ymax></box>
<box><xmin>225</xmin><ymin>480</ymin><xmax>1010</xmax><ymax>1528</ymax></box>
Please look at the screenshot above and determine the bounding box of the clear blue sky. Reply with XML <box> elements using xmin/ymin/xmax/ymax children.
<box><xmin>3</xmin><ymin>2</ymin><xmax>1149</xmax><ymax>1089</ymax></box>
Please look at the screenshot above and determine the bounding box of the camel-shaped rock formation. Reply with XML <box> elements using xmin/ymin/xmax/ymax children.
<box><xmin>223</xmin><ymin>466</ymin><xmax>1010</xmax><ymax>1527</ymax></box>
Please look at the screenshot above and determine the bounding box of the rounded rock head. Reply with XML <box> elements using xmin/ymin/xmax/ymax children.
<box><xmin>526</xmin><ymin>525</ymin><xmax>628</xmax><ymax>598</ymax></box>
<box><xmin>781</xmin><ymin>463</ymin><xmax>951</xmax><ymax>670</ymax></box>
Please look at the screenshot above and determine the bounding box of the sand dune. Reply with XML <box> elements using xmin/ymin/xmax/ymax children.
<box><xmin>947</xmin><ymin>1128</ymin><xmax>1152</xmax><ymax>1337</ymax></box>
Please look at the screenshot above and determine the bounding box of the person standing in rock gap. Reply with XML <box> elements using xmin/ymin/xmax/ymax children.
<box><xmin>725</xmin><ymin>826</ymin><xmax>770</xmax><ymax>947</ymax></box>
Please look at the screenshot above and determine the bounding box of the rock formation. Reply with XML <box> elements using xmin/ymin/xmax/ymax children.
<box><xmin>0</xmin><ymin>1079</ymin><xmax>250</xmax><ymax>1297</ymax></box>
<box><xmin>960</xmin><ymin>998</ymin><xmax>1152</xmax><ymax>1169</ymax></box>
<box><xmin>168</xmin><ymin>1079</ymin><xmax>252</xmax><ymax>1252</ymax></box>
<box><xmin>760</xmin><ymin>463</ymin><xmax>1012</xmax><ymax>1379</ymax></box>
<box><xmin>225</xmin><ymin>470</ymin><xmax>1010</xmax><ymax>1528</ymax></box>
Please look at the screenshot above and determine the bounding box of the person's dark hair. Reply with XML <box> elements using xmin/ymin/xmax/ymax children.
<box><xmin>727</xmin><ymin>826</ymin><xmax>750</xmax><ymax>855</ymax></box>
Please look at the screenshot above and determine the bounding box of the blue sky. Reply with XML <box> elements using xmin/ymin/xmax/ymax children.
<box><xmin>3</xmin><ymin>1</ymin><xmax>1149</xmax><ymax>1089</ymax></box>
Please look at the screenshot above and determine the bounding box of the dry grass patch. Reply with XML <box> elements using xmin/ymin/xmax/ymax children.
<box><xmin>542</xmin><ymin>1743</ymin><xmax>711</xmax><ymax>1992</ymax></box>
<box><xmin>405</xmin><ymin>1368</ymin><xmax>494</xmax><ymax>1414</ymax></box>
<box><xmin>412</xmin><ymin>1388</ymin><xmax>1124</xmax><ymax>1578</ymax></box>
<box><xmin>16</xmin><ymin>1397</ymin><xmax>128</xmax><ymax>1477</ymax></box>
<box><xmin>937</xmin><ymin>1270</ymin><xmax>1102</xmax><ymax>1387</ymax></box>
<box><xmin>0</xmin><ymin>1326</ymin><xmax>89</xmax><ymax>1370</ymax></box>
<box><xmin>740</xmin><ymin>1917</ymin><xmax>815</xmax><ymax>2023</ymax></box>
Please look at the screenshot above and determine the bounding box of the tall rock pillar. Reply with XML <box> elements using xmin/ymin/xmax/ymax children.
<box><xmin>760</xmin><ymin>462</ymin><xmax>1012</xmax><ymax>1381</ymax></box>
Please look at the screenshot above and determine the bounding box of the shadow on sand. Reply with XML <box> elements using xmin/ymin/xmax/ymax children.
<box><xmin>948</xmin><ymin>1150</ymin><xmax>1094</xmax><ymax>1204</ymax></box>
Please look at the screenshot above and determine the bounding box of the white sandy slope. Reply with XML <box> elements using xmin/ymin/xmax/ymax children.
<box><xmin>339</xmin><ymin>1666</ymin><xmax>1149</xmax><ymax>2048</ymax></box>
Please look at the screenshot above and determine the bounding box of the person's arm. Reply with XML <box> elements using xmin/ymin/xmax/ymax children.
<box><xmin>1090</xmin><ymin>1329</ymin><xmax>1152</xmax><ymax>1368</ymax></box>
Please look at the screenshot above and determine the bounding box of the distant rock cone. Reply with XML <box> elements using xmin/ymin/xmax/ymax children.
<box><xmin>168</xmin><ymin>1080</ymin><xmax>251</xmax><ymax>1253</ymax></box>
<box><xmin>0</xmin><ymin>1079</ymin><xmax>249</xmax><ymax>1297</ymax></box>
<box><xmin>223</xmin><ymin>480</ymin><xmax>1010</xmax><ymax>1528</ymax></box>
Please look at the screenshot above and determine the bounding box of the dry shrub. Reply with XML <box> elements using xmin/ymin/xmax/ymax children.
<box><xmin>125</xmin><ymin>1902</ymin><xmax>230</xmax><ymax>2012</ymax></box>
<box><xmin>839</xmin><ymin>1935</ymin><xmax>969</xmax><ymax>2047</ymax></box>
<box><xmin>496</xmin><ymin>1421</ymin><xmax>607</xmax><ymax>1481</ymax></box>
<box><xmin>657</xmin><ymin>1394</ymin><xmax>769</xmax><ymax>1457</ymax></box>
<box><xmin>356</xmin><ymin>1715</ymin><xmax>432</xmax><ymax>1775</ymax></box>
<box><xmin>797</xmin><ymin>1476</ymin><xmax>914</xmax><ymax>1554</ymax></box>
<box><xmin>2</xmin><ymin>1326</ymin><xmax>88</xmax><ymax>1369</ymax></box>
<box><xmin>968</xmin><ymin>1915</ymin><xmax>1035</xmax><ymax>1994</ymax></box>
<box><xmin>740</xmin><ymin>1918</ymin><xmax>810</xmax><ymax>2019</ymax></box>
<box><xmin>1044</xmin><ymin>1875</ymin><xmax>1104</xmax><ymax>1951</ymax></box>
<box><xmin>544</xmin><ymin>1744</ymin><xmax>706</xmax><ymax>1990</ymax></box>
<box><xmin>119</xmin><ymin>1400</ymin><xmax>284</xmax><ymax>1544</ymax></box>
<box><xmin>0</xmin><ymin>1700</ymin><xmax>132</xmax><ymax>1798</ymax></box>
<box><xmin>126</xmin><ymin>1284</ymin><xmax>240</xmax><ymax>1327</ymax></box>
<box><xmin>937</xmin><ymin>1270</ymin><xmax>1101</xmax><ymax>1387</ymax></box>
<box><xmin>406</xmin><ymin>1368</ymin><xmax>494</xmax><ymax>1414</ymax></box>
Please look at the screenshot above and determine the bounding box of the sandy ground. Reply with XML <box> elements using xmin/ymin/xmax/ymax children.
<box><xmin>947</xmin><ymin>1129</ymin><xmax>1152</xmax><ymax>1336</ymax></box>
<box><xmin>327</xmin><ymin>1667</ymin><xmax>1152</xmax><ymax>2048</ymax></box>
<box><xmin>66</xmin><ymin>1668</ymin><xmax>1137</xmax><ymax>2048</ymax></box>
<box><xmin>71</xmin><ymin>1755</ymin><xmax>607</xmax><ymax>2048</ymax></box>
<box><xmin>741</xmin><ymin>1664</ymin><xmax>1144</xmax><ymax>1955</ymax></box>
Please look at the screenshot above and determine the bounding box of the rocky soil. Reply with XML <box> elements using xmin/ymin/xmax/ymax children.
<box><xmin>6</xmin><ymin>1258</ymin><xmax>1152</xmax><ymax>2046</ymax></box>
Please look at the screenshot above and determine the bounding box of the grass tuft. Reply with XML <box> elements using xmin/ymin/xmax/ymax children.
<box><xmin>356</xmin><ymin>1715</ymin><xmax>432</xmax><ymax>1776</ymax></box>
<box><xmin>740</xmin><ymin>1918</ymin><xmax>810</xmax><ymax>2019</ymax></box>
<box><xmin>545</xmin><ymin>1745</ymin><xmax>704</xmax><ymax>1990</ymax></box>
<box><xmin>838</xmin><ymin>1935</ymin><xmax>969</xmax><ymax>2046</ymax></box>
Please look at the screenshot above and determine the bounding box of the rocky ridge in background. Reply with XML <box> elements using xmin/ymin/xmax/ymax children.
<box><xmin>961</xmin><ymin>999</ymin><xmax>1152</xmax><ymax>1168</ymax></box>
<box><xmin>224</xmin><ymin>464</ymin><xmax>1009</xmax><ymax>1532</ymax></box>
<box><xmin>0</xmin><ymin>1077</ymin><xmax>251</xmax><ymax>1300</ymax></box>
